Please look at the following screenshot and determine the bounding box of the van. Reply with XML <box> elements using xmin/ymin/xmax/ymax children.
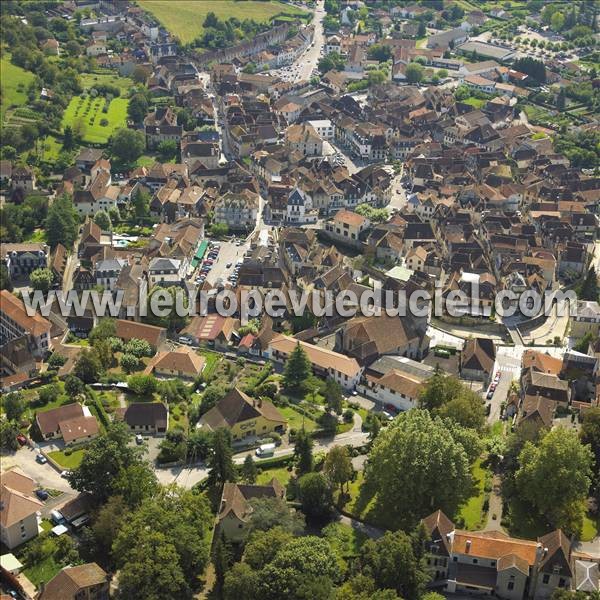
<box><xmin>255</xmin><ymin>443</ymin><xmax>276</xmax><ymax>458</ymax></box>
<box><xmin>50</xmin><ymin>510</ymin><xmax>66</xmax><ymax>525</ymax></box>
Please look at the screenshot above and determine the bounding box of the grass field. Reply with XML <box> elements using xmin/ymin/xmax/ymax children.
<box><xmin>279</xmin><ymin>405</ymin><xmax>318</xmax><ymax>432</ymax></box>
<box><xmin>140</xmin><ymin>0</ymin><xmax>308</xmax><ymax>44</ymax></box>
<box><xmin>256</xmin><ymin>465</ymin><xmax>292</xmax><ymax>486</ymax></box>
<box><xmin>47</xmin><ymin>448</ymin><xmax>86</xmax><ymax>469</ymax></box>
<box><xmin>62</xmin><ymin>94</ymin><xmax>128</xmax><ymax>144</ymax></box>
<box><xmin>80</xmin><ymin>70</ymin><xmax>134</xmax><ymax>94</ymax></box>
<box><xmin>458</xmin><ymin>459</ymin><xmax>490</xmax><ymax>530</ymax></box>
<box><xmin>0</xmin><ymin>55</ymin><xmax>35</xmax><ymax>123</ymax></box>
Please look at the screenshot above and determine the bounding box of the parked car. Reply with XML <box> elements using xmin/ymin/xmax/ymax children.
<box><xmin>35</xmin><ymin>489</ymin><xmax>49</xmax><ymax>501</ymax></box>
<box><xmin>135</xmin><ymin>434</ymin><xmax>144</xmax><ymax>445</ymax></box>
<box><xmin>35</xmin><ymin>454</ymin><xmax>47</xmax><ymax>464</ymax></box>
<box><xmin>16</xmin><ymin>434</ymin><xmax>27</xmax><ymax>446</ymax></box>
<box><xmin>60</xmin><ymin>470</ymin><xmax>70</xmax><ymax>478</ymax></box>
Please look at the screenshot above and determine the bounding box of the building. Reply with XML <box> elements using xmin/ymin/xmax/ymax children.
<box><xmin>39</xmin><ymin>563</ymin><xmax>110</xmax><ymax>600</ymax></box>
<box><xmin>148</xmin><ymin>257</ymin><xmax>184</xmax><ymax>286</ymax></box>
<box><xmin>114</xmin><ymin>319</ymin><xmax>167</xmax><ymax>349</ymax></box>
<box><xmin>268</xmin><ymin>335</ymin><xmax>363</xmax><ymax>390</ymax></box>
<box><xmin>2</xmin><ymin>243</ymin><xmax>49</xmax><ymax>281</ymax></box>
<box><xmin>325</xmin><ymin>209</ymin><xmax>370</xmax><ymax>244</ymax></box>
<box><xmin>144</xmin><ymin>347</ymin><xmax>205</xmax><ymax>380</ymax></box>
<box><xmin>122</xmin><ymin>402</ymin><xmax>168</xmax><ymax>435</ymax></box>
<box><xmin>460</xmin><ymin>338</ymin><xmax>496</xmax><ymax>383</ymax></box>
<box><xmin>0</xmin><ymin>290</ymin><xmax>52</xmax><ymax>358</ymax></box>
<box><xmin>285</xmin><ymin>123</ymin><xmax>323</xmax><ymax>157</ymax></box>
<box><xmin>180</xmin><ymin>315</ymin><xmax>239</xmax><ymax>351</ymax></box>
<box><xmin>213</xmin><ymin>190</ymin><xmax>259</xmax><ymax>231</ymax></box>
<box><xmin>199</xmin><ymin>387</ymin><xmax>287</xmax><ymax>442</ymax></box>
<box><xmin>0</xmin><ymin>469</ymin><xmax>43</xmax><ymax>549</ymax></box>
<box><xmin>36</xmin><ymin>402</ymin><xmax>100</xmax><ymax>445</ymax></box>
<box><xmin>422</xmin><ymin>510</ymin><xmax>594</xmax><ymax>599</ymax></box>
<box><xmin>217</xmin><ymin>478</ymin><xmax>286</xmax><ymax>542</ymax></box>
<box><xmin>307</xmin><ymin>119</ymin><xmax>335</xmax><ymax>140</ymax></box>
<box><xmin>571</xmin><ymin>300</ymin><xmax>600</xmax><ymax>338</ymax></box>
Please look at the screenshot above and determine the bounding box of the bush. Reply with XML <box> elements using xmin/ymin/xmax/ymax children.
<box><xmin>343</xmin><ymin>408</ymin><xmax>354</xmax><ymax>423</ymax></box>
<box><xmin>100</xmin><ymin>118</ymin><xmax>108</xmax><ymax>126</ymax></box>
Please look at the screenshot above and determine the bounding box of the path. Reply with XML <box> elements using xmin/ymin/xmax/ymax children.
<box><xmin>336</xmin><ymin>511</ymin><xmax>385</xmax><ymax>540</ymax></box>
<box><xmin>484</xmin><ymin>474</ymin><xmax>504</xmax><ymax>532</ymax></box>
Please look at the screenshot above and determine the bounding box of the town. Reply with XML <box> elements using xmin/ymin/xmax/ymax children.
<box><xmin>0</xmin><ymin>0</ymin><xmax>599</xmax><ymax>599</ymax></box>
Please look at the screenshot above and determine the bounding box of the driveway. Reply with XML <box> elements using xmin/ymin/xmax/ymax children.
<box><xmin>2</xmin><ymin>446</ymin><xmax>74</xmax><ymax>493</ymax></box>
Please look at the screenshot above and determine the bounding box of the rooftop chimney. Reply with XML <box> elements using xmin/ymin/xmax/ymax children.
<box><xmin>466</xmin><ymin>540</ymin><xmax>471</xmax><ymax>553</ymax></box>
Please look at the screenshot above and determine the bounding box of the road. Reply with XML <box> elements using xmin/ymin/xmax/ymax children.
<box><xmin>156</xmin><ymin>412</ymin><xmax>368</xmax><ymax>489</ymax></box>
<box><xmin>295</xmin><ymin>0</ymin><xmax>326</xmax><ymax>82</ymax></box>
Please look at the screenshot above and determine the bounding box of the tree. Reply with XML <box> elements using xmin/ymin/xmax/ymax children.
<box><xmin>580</xmin><ymin>408</ymin><xmax>600</xmax><ymax>481</ymax></box>
<box><xmin>417</xmin><ymin>21</ymin><xmax>426</xmax><ymax>37</ymax></box>
<box><xmin>550</xmin><ymin>11</ymin><xmax>565</xmax><ymax>32</ymax></box>
<box><xmin>127</xmin><ymin>374</ymin><xmax>157</xmax><ymax>396</ymax></box>
<box><xmin>324</xmin><ymin>378</ymin><xmax>343</xmax><ymax>414</ymax></box>
<box><xmin>297</xmin><ymin>472</ymin><xmax>333</xmax><ymax>518</ymax></box>
<box><xmin>199</xmin><ymin>385</ymin><xmax>226</xmax><ymax>415</ymax></box>
<box><xmin>89</xmin><ymin>318</ymin><xmax>116</xmax><ymax>343</ymax></box>
<box><xmin>367</xmin><ymin>44</ymin><xmax>392</xmax><ymax>62</ymax></box>
<box><xmin>131</xmin><ymin>188</ymin><xmax>150</xmax><ymax>219</ymax></box>
<box><xmin>294</xmin><ymin>427</ymin><xmax>313</xmax><ymax>475</ymax></box>
<box><xmin>3</xmin><ymin>392</ymin><xmax>25</xmax><ymax>422</ymax></box>
<box><xmin>124</xmin><ymin>338</ymin><xmax>153</xmax><ymax>358</ymax></box>
<box><xmin>0</xmin><ymin>420</ymin><xmax>20</xmax><ymax>451</ymax></box>
<box><xmin>515</xmin><ymin>428</ymin><xmax>593</xmax><ymax>533</ymax></box>
<box><xmin>209</xmin><ymin>222</ymin><xmax>229</xmax><ymax>238</ymax></box>
<box><xmin>366</xmin><ymin>409</ymin><xmax>472</xmax><ymax>529</ymax></box>
<box><xmin>157</xmin><ymin>140</ymin><xmax>178</xmax><ymax>161</ymax></box>
<box><xmin>45</xmin><ymin>194</ymin><xmax>79</xmax><ymax>249</ymax></box>
<box><xmin>112</xmin><ymin>463</ymin><xmax>158</xmax><ymax>508</ymax></box>
<box><xmin>109</xmin><ymin>128</ymin><xmax>145</xmax><ymax>165</ymax></box>
<box><xmin>93</xmin><ymin>210</ymin><xmax>111</xmax><ymax>231</ymax></box>
<box><xmin>243</xmin><ymin>526</ymin><xmax>294</xmax><ymax>570</ymax></box>
<box><xmin>223</xmin><ymin>563</ymin><xmax>260</xmax><ymax>600</ymax></box>
<box><xmin>131</xmin><ymin>66</ymin><xmax>148</xmax><ymax>84</ymax></box>
<box><xmin>512</xmin><ymin>57</ymin><xmax>546</xmax><ymax>83</ymax></box>
<box><xmin>247</xmin><ymin>497</ymin><xmax>305</xmax><ymax>535</ymax></box>
<box><xmin>557</xmin><ymin>88</ymin><xmax>566</xmax><ymax>111</ymax></box>
<box><xmin>68</xmin><ymin>422</ymin><xmax>142</xmax><ymax>503</ymax></box>
<box><xmin>73</xmin><ymin>349</ymin><xmax>103</xmax><ymax>383</ymax></box>
<box><xmin>93</xmin><ymin>338</ymin><xmax>114</xmax><ymax>371</ymax></box>
<box><xmin>64</xmin><ymin>374</ymin><xmax>84</xmax><ymax>397</ymax></box>
<box><xmin>207</xmin><ymin>427</ymin><xmax>236</xmax><ymax>490</ymax></box>
<box><xmin>113</xmin><ymin>486</ymin><xmax>212</xmax><ymax>594</ymax></box>
<box><xmin>63</xmin><ymin>124</ymin><xmax>75</xmax><ymax>150</ymax></box>
<box><xmin>436</xmin><ymin>391</ymin><xmax>486</xmax><ymax>431</ymax></box>
<box><xmin>120</xmin><ymin>353</ymin><xmax>140</xmax><ymax>374</ymax></box>
<box><xmin>242</xmin><ymin>454</ymin><xmax>258</xmax><ymax>483</ymax></box>
<box><xmin>47</xmin><ymin>352</ymin><xmax>66</xmax><ymax>370</ymax></box>
<box><xmin>283</xmin><ymin>343</ymin><xmax>312</xmax><ymax>393</ymax></box>
<box><xmin>186</xmin><ymin>429</ymin><xmax>213</xmax><ymax>463</ymax></box>
<box><xmin>323</xmin><ymin>445</ymin><xmax>354</xmax><ymax>494</ymax></box>
<box><xmin>405</xmin><ymin>63</ymin><xmax>424</xmax><ymax>84</ymax></box>
<box><xmin>577</xmin><ymin>266</ymin><xmax>599</xmax><ymax>301</ymax></box>
<box><xmin>318</xmin><ymin>51</ymin><xmax>345</xmax><ymax>74</ymax></box>
<box><xmin>359</xmin><ymin>530</ymin><xmax>430</xmax><ymax>599</ymax></box>
<box><xmin>127</xmin><ymin>93</ymin><xmax>148</xmax><ymax>123</ymax></box>
<box><xmin>213</xmin><ymin>532</ymin><xmax>232</xmax><ymax>593</ymax></box>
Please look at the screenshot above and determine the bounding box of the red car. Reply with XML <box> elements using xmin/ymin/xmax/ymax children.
<box><xmin>16</xmin><ymin>435</ymin><xmax>27</xmax><ymax>446</ymax></box>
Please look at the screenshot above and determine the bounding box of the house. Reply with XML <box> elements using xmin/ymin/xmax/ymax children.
<box><xmin>217</xmin><ymin>478</ymin><xmax>286</xmax><ymax>542</ymax></box>
<box><xmin>144</xmin><ymin>106</ymin><xmax>183</xmax><ymax>149</ymax></box>
<box><xmin>0</xmin><ymin>290</ymin><xmax>52</xmax><ymax>358</ymax></box>
<box><xmin>148</xmin><ymin>257</ymin><xmax>184</xmax><ymax>286</ymax></box>
<box><xmin>11</xmin><ymin>166</ymin><xmax>35</xmax><ymax>191</ymax></box>
<box><xmin>2</xmin><ymin>243</ymin><xmax>48</xmax><ymax>280</ymax></box>
<box><xmin>268</xmin><ymin>335</ymin><xmax>363</xmax><ymax>390</ymax></box>
<box><xmin>285</xmin><ymin>123</ymin><xmax>323</xmax><ymax>157</ymax></box>
<box><xmin>144</xmin><ymin>347</ymin><xmax>205</xmax><ymax>380</ymax></box>
<box><xmin>324</xmin><ymin>209</ymin><xmax>370</xmax><ymax>245</ymax></box>
<box><xmin>460</xmin><ymin>338</ymin><xmax>495</xmax><ymax>383</ymax></box>
<box><xmin>180</xmin><ymin>315</ymin><xmax>239</xmax><ymax>350</ymax></box>
<box><xmin>114</xmin><ymin>319</ymin><xmax>167</xmax><ymax>349</ymax></box>
<box><xmin>521</xmin><ymin>369</ymin><xmax>570</xmax><ymax>406</ymax></box>
<box><xmin>35</xmin><ymin>402</ymin><xmax>100</xmax><ymax>445</ymax></box>
<box><xmin>518</xmin><ymin>394</ymin><xmax>555</xmax><ymax>432</ymax></box>
<box><xmin>76</xmin><ymin>148</ymin><xmax>104</xmax><ymax>172</ymax></box>
<box><xmin>358</xmin><ymin>355</ymin><xmax>435</xmax><ymax>411</ymax></box>
<box><xmin>422</xmin><ymin>510</ymin><xmax>584</xmax><ymax>600</ymax></box>
<box><xmin>199</xmin><ymin>387</ymin><xmax>286</xmax><ymax>442</ymax></box>
<box><xmin>213</xmin><ymin>190</ymin><xmax>259</xmax><ymax>231</ymax></box>
<box><xmin>41</xmin><ymin>38</ymin><xmax>60</xmax><ymax>55</ymax></box>
<box><xmin>571</xmin><ymin>300</ymin><xmax>600</xmax><ymax>338</ymax></box>
<box><xmin>0</xmin><ymin>469</ymin><xmax>43</xmax><ymax>549</ymax></box>
<box><xmin>38</xmin><ymin>563</ymin><xmax>110</xmax><ymax>600</ymax></box>
<box><xmin>0</xmin><ymin>160</ymin><xmax>12</xmax><ymax>188</ymax></box>
<box><xmin>123</xmin><ymin>402</ymin><xmax>168</xmax><ymax>435</ymax></box>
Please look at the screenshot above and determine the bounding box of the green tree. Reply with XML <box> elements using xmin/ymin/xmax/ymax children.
<box><xmin>73</xmin><ymin>349</ymin><xmax>103</xmax><ymax>383</ymax></box>
<box><xmin>93</xmin><ymin>210</ymin><xmax>111</xmax><ymax>231</ymax></box>
<box><xmin>297</xmin><ymin>472</ymin><xmax>333</xmax><ymax>518</ymax></box>
<box><xmin>207</xmin><ymin>428</ymin><xmax>236</xmax><ymax>491</ymax></box>
<box><xmin>131</xmin><ymin>188</ymin><xmax>150</xmax><ymax>219</ymax></box>
<box><xmin>324</xmin><ymin>378</ymin><xmax>343</xmax><ymax>415</ymax></box>
<box><xmin>270</xmin><ymin>535</ymin><xmax>340</xmax><ymax>581</ymax></box>
<box><xmin>120</xmin><ymin>353</ymin><xmax>140</xmax><ymax>374</ymax></box>
<box><xmin>515</xmin><ymin>428</ymin><xmax>593</xmax><ymax>533</ymax></box>
<box><xmin>577</xmin><ymin>266</ymin><xmax>599</xmax><ymax>301</ymax></box>
<box><xmin>437</xmin><ymin>391</ymin><xmax>486</xmax><ymax>431</ymax></box>
<box><xmin>2</xmin><ymin>392</ymin><xmax>25</xmax><ymax>422</ymax></box>
<box><xmin>243</xmin><ymin>526</ymin><xmax>294</xmax><ymax>570</ymax></box>
<box><xmin>89</xmin><ymin>318</ymin><xmax>116</xmax><ymax>343</ymax></box>
<box><xmin>209</xmin><ymin>222</ymin><xmax>229</xmax><ymax>238</ymax></box>
<box><xmin>113</xmin><ymin>462</ymin><xmax>158</xmax><ymax>509</ymax></box>
<box><xmin>318</xmin><ymin>52</ymin><xmax>345</xmax><ymax>74</ymax></box>
<box><xmin>247</xmin><ymin>497</ymin><xmax>305</xmax><ymax>535</ymax></box>
<box><xmin>223</xmin><ymin>563</ymin><xmax>260</xmax><ymax>600</ymax></box>
<box><xmin>109</xmin><ymin>128</ymin><xmax>145</xmax><ymax>165</ymax></box>
<box><xmin>283</xmin><ymin>343</ymin><xmax>312</xmax><ymax>393</ymax></box>
<box><xmin>214</xmin><ymin>532</ymin><xmax>232</xmax><ymax>592</ymax></box>
<box><xmin>157</xmin><ymin>140</ymin><xmax>178</xmax><ymax>161</ymax></box>
<box><xmin>127</xmin><ymin>93</ymin><xmax>148</xmax><ymax>123</ymax></box>
<box><xmin>64</xmin><ymin>374</ymin><xmax>84</xmax><ymax>397</ymax></box>
<box><xmin>366</xmin><ymin>409</ymin><xmax>472</xmax><ymax>529</ymax></box>
<box><xmin>124</xmin><ymin>338</ymin><xmax>153</xmax><ymax>357</ymax></box>
<box><xmin>0</xmin><ymin>420</ymin><xmax>20</xmax><ymax>451</ymax></box>
<box><xmin>359</xmin><ymin>530</ymin><xmax>430</xmax><ymax>599</ymax></box>
<box><xmin>68</xmin><ymin>421</ymin><xmax>142</xmax><ymax>503</ymax></box>
<box><xmin>127</xmin><ymin>374</ymin><xmax>157</xmax><ymax>396</ymax></box>
<box><xmin>294</xmin><ymin>427</ymin><xmax>313</xmax><ymax>475</ymax></box>
<box><xmin>323</xmin><ymin>445</ymin><xmax>354</xmax><ymax>495</ymax></box>
<box><xmin>405</xmin><ymin>62</ymin><xmax>424</xmax><ymax>84</ymax></box>
<box><xmin>242</xmin><ymin>454</ymin><xmax>258</xmax><ymax>483</ymax></box>
<box><xmin>45</xmin><ymin>194</ymin><xmax>79</xmax><ymax>248</ymax></box>
<box><xmin>63</xmin><ymin>124</ymin><xmax>75</xmax><ymax>150</ymax></box>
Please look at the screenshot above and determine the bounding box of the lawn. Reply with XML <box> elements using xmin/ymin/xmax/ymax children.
<box><xmin>462</xmin><ymin>96</ymin><xmax>487</xmax><ymax>109</ymax></box>
<box><xmin>62</xmin><ymin>94</ymin><xmax>128</xmax><ymax>144</ymax></box>
<box><xmin>322</xmin><ymin>522</ymin><xmax>368</xmax><ymax>561</ymax></box>
<box><xmin>41</xmin><ymin>135</ymin><xmax>63</xmax><ymax>162</ymax></box>
<box><xmin>581</xmin><ymin>512</ymin><xmax>599</xmax><ymax>542</ymax></box>
<box><xmin>458</xmin><ymin>458</ymin><xmax>490</xmax><ymax>530</ymax></box>
<box><xmin>279</xmin><ymin>405</ymin><xmax>318</xmax><ymax>432</ymax></box>
<box><xmin>140</xmin><ymin>0</ymin><xmax>308</xmax><ymax>44</ymax></box>
<box><xmin>19</xmin><ymin>535</ymin><xmax>64</xmax><ymax>587</ymax></box>
<box><xmin>255</xmin><ymin>465</ymin><xmax>293</xmax><ymax>486</ymax></box>
<box><xmin>47</xmin><ymin>448</ymin><xmax>86</xmax><ymax>469</ymax></box>
<box><xmin>80</xmin><ymin>70</ymin><xmax>134</xmax><ymax>94</ymax></box>
<box><xmin>198</xmin><ymin>349</ymin><xmax>223</xmax><ymax>381</ymax></box>
<box><xmin>0</xmin><ymin>55</ymin><xmax>35</xmax><ymax>123</ymax></box>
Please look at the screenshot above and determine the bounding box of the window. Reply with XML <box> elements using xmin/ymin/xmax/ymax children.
<box><xmin>453</xmin><ymin>556</ymin><xmax>458</xmax><ymax>562</ymax></box>
<box><xmin>542</xmin><ymin>575</ymin><xmax>550</xmax><ymax>585</ymax></box>
<box><xmin>507</xmin><ymin>582</ymin><xmax>514</xmax><ymax>591</ymax></box>
<box><xmin>472</xmin><ymin>559</ymin><xmax>478</xmax><ymax>564</ymax></box>
<box><xmin>558</xmin><ymin>579</ymin><xmax>566</xmax><ymax>588</ymax></box>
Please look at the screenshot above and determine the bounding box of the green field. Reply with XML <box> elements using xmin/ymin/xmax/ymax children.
<box><xmin>279</xmin><ymin>405</ymin><xmax>318</xmax><ymax>432</ymax></box>
<box><xmin>47</xmin><ymin>448</ymin><xmax>86</xmax><ymax>469</ymax></box>
<box><xmin>62</xmin><ymin>95</ymin><xmax>128</xmax><ymax>144</ymax></box>
<box><xmin>0</xmin><ymin>55</ymin><xmax>35</xmax><ymax>123</ymax></box>
<box><xmin>458</xmin><ymin>459</ymin><xmax>490</xmax><ymax>530</ymax></box>
<box><xmin>140</xmin><ymin>0</ymin><xmax>308</xmax><ymax>44</ymax></box>
<box><xmin>80</xmin><ymin>70</ymin><xmax>134</xmax><ymax>93</ymax></box>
